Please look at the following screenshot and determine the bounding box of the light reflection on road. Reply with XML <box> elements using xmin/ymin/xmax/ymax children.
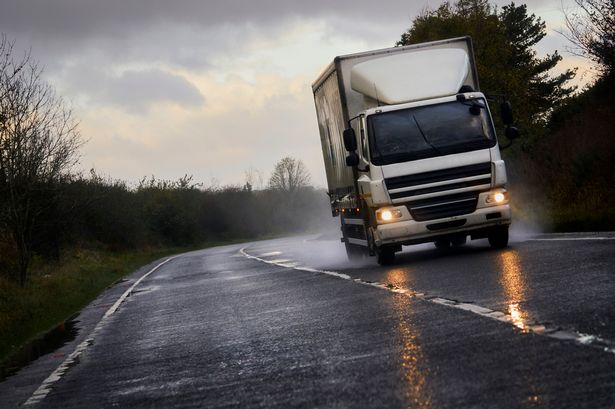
<box><xmin>385</xmin><ymin>268</ymin><xmax>409</xmax><ymax>288</ymax></box>
<box><xmin>497</xmin><ymin>250</ymin><xmax>530</xmax><ymax>332</ymax></box>
<box><xmin>387</xmin><ymin>270</ymin><xmax>433</xmax><ymax>409</ymax></box>
<box><xmin>496</xmin><ymin>250</ymin><xmax>545</xmax><ymax>405</ymax></box>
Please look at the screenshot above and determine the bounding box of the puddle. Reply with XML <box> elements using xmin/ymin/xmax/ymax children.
<box><xmin>0</xmin><ymin>316</ymin><xmax>80</xmax><ymax>381</ymax></box>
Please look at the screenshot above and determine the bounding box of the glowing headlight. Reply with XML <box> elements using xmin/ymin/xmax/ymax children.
<box><xmin>381</xmin><ymin>210</ymin><xmax>394</xmax><ymax>221</ymax></box>
<box><xmin>377</xmin><ymin>208</ymin><xmax>403</xmax><ymax>222</ymax></box>
<box><xmin>486</xmin><ymin>191</ymin><xmax>508</xmax><ymax>204</ymax></box>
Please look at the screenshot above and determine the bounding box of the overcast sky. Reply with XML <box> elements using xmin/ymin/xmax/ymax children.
<box><xmin>0</xmin><ymin>0</ymin><xmax>590</xmax><ymax>188</ymax></box>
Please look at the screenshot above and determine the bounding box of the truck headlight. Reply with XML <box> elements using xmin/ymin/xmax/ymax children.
<box><xmin>486</xmin><ymin>191</ymin><xmax>508</xmax><ymax>204</ymax></box>
<box><xmin>376</xmin><ymin>207</ymin><xmax>403</xmax><ymax>222</ymax></box>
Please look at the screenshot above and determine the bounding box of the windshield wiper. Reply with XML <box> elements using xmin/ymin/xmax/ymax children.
<box><xmin>412</xmin><ymin>116</ymin><xmax>442</xmax><ymax>156</ymax></box>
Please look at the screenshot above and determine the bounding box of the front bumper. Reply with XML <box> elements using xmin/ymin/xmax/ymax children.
<box><xmin>375</xmin><ymin>204</ymin><xmax>511</xmax><ymax>246</ymax></box>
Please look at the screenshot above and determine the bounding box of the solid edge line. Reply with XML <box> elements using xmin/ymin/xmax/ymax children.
<box><xmin>528</xmin><ymin>237</ymin><xmax>615</xmax><ymax>241</ymax></box>
<box><xmin>240</xmin><ymin>248</ymin><xmax>615</xmax><ymax>355</ymax></box>
<box><xmin>23</xmin><ymin>256</ymin><xmax>177</xmax><ymax>407</ymax></box>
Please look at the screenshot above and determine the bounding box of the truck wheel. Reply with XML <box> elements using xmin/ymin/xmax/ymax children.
<box><xmin>434</xmin><ymin>239</ymin><xmax>451</xmax><ymax>250</ymax></box>
<box><xmin>451</xmin><ymin>235</ymin><xmax>467</xmax><ymax>247</ymax></box>
<box><xmin>377</xmin><ymin>247</ymin><xmax>395</xmax><ymax>265</ymax></box>
<box><xmin>344</xmin><ymin>242</ymin><xmax>366</xmax><ymax>261</ymax></box>
<box><xmin>488</xmin><ymin>226</ymin><xmax>509</xmax><ymax>249</ymax></box>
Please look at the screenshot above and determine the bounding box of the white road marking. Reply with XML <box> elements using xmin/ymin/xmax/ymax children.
<box><xmin>267</xmin><ymin>259</ymin><xmax>293</xmax><ymax>264</ymax></box>
<box><xmin>23</xmin><ymin>256</ymin><xmax>177</xmax><ymax>407</ymax></box>
<box><xmin>258</xmin><ymin>251</ymin><xmax>283</xmax><ymax>257</ymax></box>
<box><xmin>240</xmin><ymin>248</ymin><xmax>615</xmax><ymax>355</ymax></box>
<box><xmin>528</xmin><ymin>237</ymin><xmax>615</xmax><ymax>241</ymax></box>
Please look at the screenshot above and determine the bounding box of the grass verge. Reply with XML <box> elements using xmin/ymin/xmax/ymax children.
<box><xmin>0</xmin><ymin>244</ymin><xmax>197</xmax><ymax>364</ymax></box>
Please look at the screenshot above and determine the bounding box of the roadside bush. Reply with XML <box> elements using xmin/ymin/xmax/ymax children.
<box><xmin>0</xmin><ymin>173</ymin><xmax>331</xmax><ymax>283</ymax></box>
<box><xmin>509</xmin><ymin>76</ymin><xmax>615</xmax><ymax>231</ymax></box>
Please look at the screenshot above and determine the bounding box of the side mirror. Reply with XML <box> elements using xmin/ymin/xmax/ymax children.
<box><xmin>505</xmin><ymin>126</ymin><xmax>519</xmax><ymax>140</ymax></box>
<box><xmin>343</xmin><ymin>128</ymin><xmax>357</xmax><ymax>152</ymax></box>
<box><xmin>345</xmin><ymin>152</ymin><xmax>359</xmax><ymax>167</ymax></box>
<box><xmin>500</xmin><ymin>101</ymin><xmax>514</xmax><ymax>126</ymax></box>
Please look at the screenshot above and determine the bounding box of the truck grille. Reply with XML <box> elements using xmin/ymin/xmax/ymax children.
<box><xmin>384</xmin><ymin>163</ymin><xmax>491</xmax><ymax>222</ymax></box>
<box><xmin>385</xmin><ymin>162</ymin><xmax>491</xmax><ymax>191</ymax></box>
<box><xmin>406</xmin><ymin>192</ymin><xmax>479</xmax><ymax>222</ymax></box>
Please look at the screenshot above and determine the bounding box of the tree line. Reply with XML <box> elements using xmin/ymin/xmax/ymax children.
<box><xmin>0</xmin><ymin>164</ymin><xmax>329</xmax><ymax>286</ymax></box>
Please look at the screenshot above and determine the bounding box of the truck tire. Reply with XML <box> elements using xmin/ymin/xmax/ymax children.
<box><xmin>451</xmin><ymin>235</ymin><xmax>467</xmax><ymax>247</ymax></box>
<box><xmin>344</xmin><ymin>242</ymin><xmax>366</xmax><ymax>261</ymax></box>
<box><xmin>488</xmin><ymin>226</ymin><xmax>509</xmax><ymax>249</ymax></box>
<box><xmin>434</xmin><ymin>239</ymin><xmax>451</xmax><ymax>250</ymax></box>
<box><xmin>377</xmin><ymin>247</ymin><xmax>395</xmax><ymax>265</ymax></box>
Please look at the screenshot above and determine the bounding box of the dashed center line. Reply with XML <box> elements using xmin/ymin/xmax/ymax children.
<box><xmin>241</xmin><ymin>248</ymin><xmax>615</xmax><ymax>355</ymax></box>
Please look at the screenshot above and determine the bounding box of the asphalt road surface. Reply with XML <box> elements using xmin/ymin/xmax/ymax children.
<box><xmin>1</xmin><ymin>231</ymin><xmax>614</xmax><ymax>408</ymax></box>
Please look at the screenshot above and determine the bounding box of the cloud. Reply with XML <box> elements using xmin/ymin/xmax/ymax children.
<box><xmin>103</xmin><ymin>68</ymin><xmax>205</xmax><ymax>113</ymax></box>
<box><xmin>1</xmin><ymin>0</ymin><xmax>585</xmax><ymax>189</ymax></box>
<box><xmin>0</xmin><ymin>0</ymin><xmax>567</xmax><ymax>40</ymax></box>
<box><xmin>76</xmin><ymin>70</ymin><xmax>327</xmax><ymax>187</ymax></box>
<box><xmin>1</xmin><ymin>3</ymin><xmax>417</xmax><ymax>76</ymax></box>
<box><xmin>53</xmin><ymin>64</ymin><xmax>204</xmax><ymax>113</ymax></box>
<box><xmin>0</xmin><ymin>0</ymin><xmax>573</xmax><ymax>76</ymax></box>
<box><xmin>1</xmin><ymin>1</ymin><xmax>416</xmax><ymax>39</ymax></box>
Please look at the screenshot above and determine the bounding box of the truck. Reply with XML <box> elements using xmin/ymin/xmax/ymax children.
<box><xmin>311</xmin><ymin>36</ymin><xmax>519</xmax><ymax>265</ymax></box>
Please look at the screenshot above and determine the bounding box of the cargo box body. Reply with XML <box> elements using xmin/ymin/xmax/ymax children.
<box><xmin>312</xmin><ymin>37</ymin><xmax>479</xmax><ymax>209</ymax></box>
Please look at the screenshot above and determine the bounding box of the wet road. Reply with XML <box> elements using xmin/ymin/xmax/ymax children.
<box><xmin>1</xmin><ymin>232</ymin><xmax>615</xmax><ymax>408</ymax></box>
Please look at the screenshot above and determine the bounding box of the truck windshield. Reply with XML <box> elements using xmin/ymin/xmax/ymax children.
<box><xmin>367</xmin><ymin>99</ymin><xmax>496</xmax><ymax>166</ymax></box>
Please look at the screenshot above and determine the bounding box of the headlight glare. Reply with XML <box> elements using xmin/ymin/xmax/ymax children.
<box><xmin>377</xmin><ymin>207</ymin><xmax>403</xmax><ymax>222</ymax></box>
<box><xmin>486</xmin><ymin>191</ymin><xmax>508</xmax><ymax>204</ymax></box>
<box><xmin>381</xmin><ymin>209</ymin><xmax>394</xmax><ymax>221</ymax></box>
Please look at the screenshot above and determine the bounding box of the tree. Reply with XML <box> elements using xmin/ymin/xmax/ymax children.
<box><xmin>268</xmin><ymin>157</ymin><xmax>311</xmax><ymax>193</ymax></box>
<box><xmin>244</xmin><ymin>166</ymin><xmax>265</xmax><ymax>191</ymax></box>
<box><xmin>0</xmin><ymin>36</ymin><xmax>82</xmax><ymax>285</ymax></box>
<box><xmin>397</xmin><ymin>0</ymin><xmax>576</xmax><ymax>137</ymax></box>
<box><xmin>564</xmin><ymin>0</ymin><xmax>615</xmax><ymax>78</ymax></box>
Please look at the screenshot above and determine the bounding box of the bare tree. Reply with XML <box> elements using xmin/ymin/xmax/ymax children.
<box><xmin>268</xmin><ymin>157</ymin><xmax>311</xmax><ymax>193</ymax></box>
<box><xmin>0</xmin><ymin>36</ymin><xmax>82</xmax><ymax>285</ymax></box>
<box><xmin>244</xmin><ymin>166</ymin><xmax>265</xmax><ymax>191</ymax></box>
<box><xmin>563</xmin><ymin>0</ymin><xmax>615</xmax><ymax>77</ymax></box>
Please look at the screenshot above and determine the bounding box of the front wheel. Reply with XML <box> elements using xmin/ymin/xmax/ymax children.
<box><xmin>377</xmin><ymin>247</ymin><xmax>396</xmax><ymax>265</ymax></box>
<box><xmin>451</xmin><ymin>235</ymin><xmax>467</xmax><ymax>247</ymax></box>
<box><xmin>488</xmin><ymin>226</ymin><xmax>509</xmax><ymax>249</ymax></box>
<box><xmin>434</xmin><ymin>239</ymin><xmax>451</xmax><ymax>250</ymax></box>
